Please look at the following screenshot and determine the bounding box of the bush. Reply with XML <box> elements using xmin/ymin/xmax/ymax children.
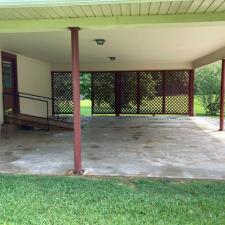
<box><xmin>195</xmin><ymin>62</ymin><xmax>221</xmax><ymax>116</ymax></box>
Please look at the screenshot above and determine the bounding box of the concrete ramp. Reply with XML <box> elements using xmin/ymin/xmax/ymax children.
<box><xmin>4</xmin><ymin>114</ymin><xmax>73</xmax><ymax>131</ymax></box>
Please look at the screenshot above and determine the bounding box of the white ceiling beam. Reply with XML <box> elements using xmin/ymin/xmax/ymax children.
<box><xmin>193</xmin><ymin>47</ymin><xmax>225</xmax><ymax>68</ymax></box>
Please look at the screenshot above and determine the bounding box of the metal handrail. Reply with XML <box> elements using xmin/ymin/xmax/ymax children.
<box><xmin>18</xmin><ymin>92</ymin><xmax>61</xmax><ymax>120</ymax></box>
<box><xmin>18</xmin><ymin>91</ymin><xmax>52</xmax><ymax>100</ymax></box>
<box><xmin>3</xmin><ymin>92</ymin><xmax>50</xmax><ymax>131</ymax></box>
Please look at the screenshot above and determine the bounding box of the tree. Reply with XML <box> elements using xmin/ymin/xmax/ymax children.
<box><xmin>93</xmin><ymin>72</ymin><xmax>158</xmax><ymax>111</ymax></box>
<box><xmin>195</xmin><ymin>62</ymin><xmax>221</xmax><ymax>115</ymax></box>
<box><xmin>80</xmin><ymin>73</ymin><xmax>91</xmax><ymax>99</ymax></box>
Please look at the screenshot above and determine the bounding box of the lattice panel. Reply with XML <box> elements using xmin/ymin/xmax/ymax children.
<box><xmin>140</xmin><ymin>71</ymin><xmax>164</xmax><ymax>114</ymax></box>
<box><xmin>92</xmin><ymin>72</ymin><xmax>116</xmax><ymax>114</ymax></box>
<box><xmin>120</xmin><ymin>72</ymin><xmax>138</xmax><ymax>114</ymax></box>
<box><xmin>165</xmin><ymin>71</ymin><xmax>190</xmax><ymax>114</ymax></box>
<box><xmin>91</xmin><ymin>70</ymin><xmax>191</xmax><ymax>115</ymax></box>
<box><xmin>52</xmin><ymin>72</ymin><xmax>73</xmax><ymax>114</ymax></box>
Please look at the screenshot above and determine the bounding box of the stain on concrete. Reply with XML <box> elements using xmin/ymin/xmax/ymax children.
<box><xmin>90</xmin><ymin>145</ymin><xmax>101</xmax><ymax>149</ymax></box>
<box><xmin>132</xmin><ymin>135</ymin><xmax>140</xmax><ymax>140</ymax></box>
<box><xmin>88</xmin><ymin>156</ymin><xmax>101</xmax><ymax>160</ymax></box>
<box><xmin>144</xmin><ymin>145</ymin><xmax>153</xmax><ymax>149</ymax></box>
<box><xmin>0</xmin><ymin>152</ymin><xmax>19</xmax><ymax>162</ymax></box>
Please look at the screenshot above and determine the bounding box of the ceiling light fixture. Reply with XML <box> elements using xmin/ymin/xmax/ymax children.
<box><xmin>109</xmin><ymin>57</ymin><xmax>116</xmax><ymax>61</ymax></box>
<box><xmin>95</xmin><ymin>39</ymin><xmax>105</xmax><ymax>45</ymax></box>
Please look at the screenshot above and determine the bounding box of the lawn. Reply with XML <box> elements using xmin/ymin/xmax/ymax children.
<box><xmin>194</xmin><ymin>97</ymin><xmax>205</xmax><ymax>116</ymax></box>
<box><xmin>80</xmin><ymin>99</ymin><xmax>91</xmax><ymax>116</ymax></box>
<box><xmin>1</xmin><ymin>175</ymin><xmax>225</xmax><ymax>225</ymax></box>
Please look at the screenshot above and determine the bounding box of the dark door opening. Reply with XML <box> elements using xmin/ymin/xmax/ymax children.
<box><xmin>1</xmin><ymin>51</ymin><xmax>19</xmax><ymax>115</ymax></box>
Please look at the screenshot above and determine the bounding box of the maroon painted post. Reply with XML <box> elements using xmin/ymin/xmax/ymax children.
<box><xmin>115</xmin><ymin>72</ymin><xmax>121</xmax><ymax>116</ymax></box>
<box><xmin>162</xmin><ymin>71</ymin><xmax>166</xmax><ymax>114</ymax></box>
<box><xmin>69</xmin><ymin>27</ymin><xmax>83</xmax><ymax>174</ymax></box>
<box><xmin>188</xmin><ymin>70</ymin><xmax>195</xmax><ymax>116</ymax></box>
<box><xmin>137</xmin><ymin>72</ymin><xmax>141</xmax><ymax>114</ymax></box>
<box><xmin>219</xmin><ymin>59</ymin><xmax>225</xmax><ymax>131</ymax></box>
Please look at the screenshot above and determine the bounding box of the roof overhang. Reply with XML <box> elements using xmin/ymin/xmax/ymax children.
<box><xmin>0</xmin><ymin>13</ymin><xmax>225</xmax><ymax>33</ymax></box>
<box><xmin>0</xmin><ymin>0</ymin><xmax>224</xmax><ymax>68</ymax></box>
<box><xmin>0</xmin><ymin>0</ymin><xmax>189</xmax><ymax>8</ymax></box>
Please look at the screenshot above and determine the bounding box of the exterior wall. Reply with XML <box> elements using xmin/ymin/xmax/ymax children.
<box><xmin>0</xmin><ymin>54</ymin><xmax>3</xmax><ymax>126</ymax></box>
<box><xmin>17</xmin><ymin>55</ymin><xmax>52</xmax><ymax>118</ymax></box>
<box><xmin>52</xmin><ymin>62</ymin><xmax>193</xmax><ymax>72</ymax></box>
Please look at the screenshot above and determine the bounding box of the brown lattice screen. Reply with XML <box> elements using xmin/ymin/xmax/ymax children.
<box><xmin>140</xmin><ymin>71</ymin><xmax>164</xmax><ymax>114</ymax></box>
<box><xmin>92</xmin><ymin>70</ymin><xmax>191</xmax><ymax>115</ymax></box>
<box><xmin>165</xmin><ymin>71</ymin><xmax>190</xmax><ymax>114</ymax></box>
<box><xmin>52</xmin><ymin>71</ymin><xmax>73</xmax><ymax>114</ymax></box>
<box><xmin>92</xmin><ymin>72</ymin><xmax>116</xmax><ymax>114</ymax></box>
<box><xmin>120</xmin><ymin>72</ymin><xmax>138</xmax><ymax>114</ymax></box>
<box><xmin>52</xmin><ymin>70</ymin><xmax>191</xmax><ymax>115</ymax></box>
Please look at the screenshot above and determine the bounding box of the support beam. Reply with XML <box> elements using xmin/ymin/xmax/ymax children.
<box><xmin>220</xmin><ymin>59</ymin><xmax>225</xmax><ymax>131</ymax></box>
<box><xmin>193</xmin><ymin>47</ymin><xmax>225</xmax><ymax>69</ymax></box>
<box><xmin>70</xmin><ymin>27</ymin><xmax>83</xmax><ymax>174</ymax></box>
<box><xmin>162</xmin><ymin>71</ymin><xmax>166</xmax><ymax>114</ymax></box>
<box><xmin>0</xmin><ymin>53</ymin><xmax>3</xmax><ymax>128</ymax></box>
<box><xmin>188</xmin><ymin>70</ymin><xmax>195</xmax><ymax>116</ymax></box>
<box><xmin>115</xmin><ymin>72</ymin><xmax>121</xmax><ymax>116</ymax></box>
<box><xmin>136</xmin><ymin>72</ymin><xmax>141</xmax><ymax>114</ymax></box>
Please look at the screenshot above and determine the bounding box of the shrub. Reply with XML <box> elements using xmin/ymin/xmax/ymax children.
<box><xmin>195</xmin><ymin>62</ymin><xmax>221</xmax><ymax>116</ymax></box>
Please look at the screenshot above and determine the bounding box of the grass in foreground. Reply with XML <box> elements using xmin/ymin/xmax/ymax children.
<box><xmin>0</xmin><ymin>175</ymin><xmax>225</xmax><ymax>225</ymax></box>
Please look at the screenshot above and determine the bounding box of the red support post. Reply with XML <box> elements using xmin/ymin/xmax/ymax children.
<box><xmin>115</xmin><ymin>72</ymin><xmax>121</xmax><ymax>116</ymax></box>
<box><xmin>219</xmin><ymin>59</ymin><xmax>225</xmax><ymax>131</ymax></box>
<box><xmin>188</xmin><ymin>70</ymin><xmax>195</xmax><ymax>116</ymax></box>
<box><xmin>70</xmin><ymin>27</ymin><xmax>83</xmax><ymax>174</ymax></box>
<box><xmin>137</xmin><ymin>72</ymin><xmax>141</xmax><ymax>114</ymax></box>
<box><xmin>162</xmin><ymin>71</ymin><xmax>166</xmax><ymax>114</ymax></box>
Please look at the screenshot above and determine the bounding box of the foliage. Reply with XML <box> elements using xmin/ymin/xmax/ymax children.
<box><xmin>53</xmin><ymin>72</ymin><xmax>91</xmax><ymax>101</ymax></box>
<box><xmin>80</xmin><ymin>73</ymin><xmax>91</xmax><ymax>99</ymax></box>
<box><xmin>93</xmin><ymin>73</ymin><xmax>115</xmax><ymax>109</ymax></box>
<box><xmin>93</xmin><ymin>73</ymin><xmax>160</xmax><ymax>109</ymax></box>
<box><xmin>195</xmin><ymin>62</ymin><xmax>221</xmax><ymax>115</ymax></box>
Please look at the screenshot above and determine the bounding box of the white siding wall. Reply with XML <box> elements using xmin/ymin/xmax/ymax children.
<box><xmin>17</xmin><ymin>55</ymin><xmax>52</xmax><ymax>118</ymax></box>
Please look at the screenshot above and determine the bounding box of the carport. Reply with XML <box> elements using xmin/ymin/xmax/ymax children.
<box><xmin>0</xmin><ymin>0</ymin><xmax>225</xmax><ymax>176</ymax></box>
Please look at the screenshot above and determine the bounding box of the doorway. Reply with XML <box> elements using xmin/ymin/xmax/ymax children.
<box><xmin>1</xmin><ymin>51</ymin><xmax>19</xmax><ymax>115</ymax></box>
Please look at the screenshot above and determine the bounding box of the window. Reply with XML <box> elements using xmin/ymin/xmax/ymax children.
<box><xmin>2</xmin><ymin>61</ymin><xmax>13</xmax><ymax>89</ymax></box>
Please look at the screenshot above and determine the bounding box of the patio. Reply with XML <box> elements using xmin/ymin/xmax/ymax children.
<box><xmin>1</xmin><ymin>116</ymin><xmax>225</xmax><ymax>179</ymax></box>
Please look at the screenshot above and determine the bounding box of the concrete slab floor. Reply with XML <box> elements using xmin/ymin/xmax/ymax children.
<box><xmin>0</xmin><ymin>116</ymin><xmax>225</xmax><ymax>179</ymax></box>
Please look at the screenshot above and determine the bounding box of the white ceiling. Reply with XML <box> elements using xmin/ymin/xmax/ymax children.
<box><xmin>0</xmin><ymin>0</ymin><xmax>224</xmax><ymax>20</ymax></box>
<box><xmin>0</xmin><ymin>25</ymin><xmax>225</xmax><ymax>65</ymax></box>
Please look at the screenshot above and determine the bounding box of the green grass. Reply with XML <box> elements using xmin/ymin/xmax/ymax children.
<box><xmin>80</xmin><ymin>99</ymin><xmax>91</xmax><ymax>116</ymax></box>
<box><xmin>194</xmin><ymin>97</ymin><xmax>206</xmax><ymax>116</ymax></box>
<box><xmin>1</xmin><ymin>175</ymin><xmax>225</xmax><ymax>225</ymax></box>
